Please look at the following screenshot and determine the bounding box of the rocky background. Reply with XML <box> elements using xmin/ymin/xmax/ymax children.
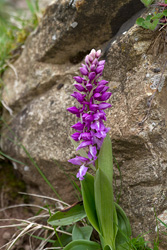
<box><xmin>1</xmin><ymin>0</ymin><xmax>167</xmax><ymax>248</ymax></box>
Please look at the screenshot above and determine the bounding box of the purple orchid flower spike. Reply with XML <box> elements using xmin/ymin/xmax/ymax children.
<box><xmin>67</xmin><ymin>49</ymin><xmax>112</xmax><ymax>180</ymax></box>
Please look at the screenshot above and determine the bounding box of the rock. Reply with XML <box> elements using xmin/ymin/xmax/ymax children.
<box><xmin>25</xmin><ymin>245</ymin><xmax>31</xmax><ymax>250</ymax></box>
<box><xmin>1</xmin><ymin>0</ymin><xmax>167</xmax><ymax>248</ymax></box>
<box><xmin>102</xmin><ymin>24</ymin><xmax>167</xmax><ymax>246</ymax></box>
<box><xmin>2</xmin><ymin>231</ymin><xmax>11</xmax><ymax>240</ymax></box>
<box><xmin>1</xmin><ymin>0</ymin><xmax>144</xmax><ymax>110</ymax></box>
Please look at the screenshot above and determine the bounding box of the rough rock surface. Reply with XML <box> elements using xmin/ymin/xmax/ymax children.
<box><xmin>1</xmin><ymin>0</ymin><xmax>167</xmax><ymax>247</ymax></box>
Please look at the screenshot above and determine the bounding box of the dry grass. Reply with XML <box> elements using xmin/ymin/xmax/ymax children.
<box><xmin>0</xmin><ymin>192</ymin><xmax>71</xmax><ymax>250</ymax></box>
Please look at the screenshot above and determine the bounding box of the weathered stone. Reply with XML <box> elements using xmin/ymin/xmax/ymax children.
<box><xmin>103</xmin><ymin>25</ymin><xmax>167</xmax><ymax>246</ymax></box>
<box><xmin>2</xmin><ymin>231</ymin><xmax>11</xmax><ymax>240</ymax></box>
<box><xmin>2</xmin><ymin>0</ymin><xmax>143</xmax><ymax>110</ymax></box>
<box><xmin>1</xmin><ymin>0</ymin><xmax>167</xmax><ymax>248</ymax></box>
<box><xmin>26</xmin><ymin>0</ymin><xmax>144</xmax><ymax>64</ymax></box>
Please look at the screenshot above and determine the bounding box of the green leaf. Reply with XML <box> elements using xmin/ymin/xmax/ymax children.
<box><xmin>54</xmin><ymin>226</ymin><xmax>73</xmax><ymax>247</ymax></box>
<box><xmin>104</xmin><ymin>245</ymin><xmax>112</xmax><ymax>250</ymax></box>
<box><xmin>97</xmin><ymin>134</ymin><xmax>113</xmax><ymax>181</ymax></box>
<box><xmin>95</xmin><ymin>135</ymin><xmax>118</xmax><ymax>249</ymax></box>
<box><xmin>140</xmin><ymin>0</ymin><xmax>154</xmax><ymax>7</ymax></box>
<box><xmin>163</xmin><ymin>9</ymin><xmax>167</xmax><ymax>17</ymax></box>
<box><xmin>72</xmin><ymin>224</ymin><xmax>93</xmax><ymax>241</ymax></box>
<box><xmin>95</xmin><ymin>169</ymin><xmax>117</xmax><ymax>249</ymax></box>
<box><xmin>157</xmin><ymin>217</ymin><xmax>167</xmax><ymax>228</ymax></box>
<box><xmin>26</xmin><ymin>0</ymin><xmax>35</xmax><ymax>14</ymax></box>
<box><xmin>145</xmin><ymin>14</ymin><xmax>152</xmax><ymax>21</ymax></box>
<box><xmin>136</xmin><ymin>15</ymin><xmax>159</xmax><ymax>30</ymax></box>
<box><xmin>165</xmin><ymin>0</ymin><xmax>167</xmax><ymax>4</ymax></box>
<box><xmin>115</xmin><ymin>203</ymin><xmax>131</xmax><ymax>247</ymax></box>
<box><xmin>151</xmin><ymin>13</ymin><xmax>163</xmax><ymax>19</ymax></box>
<box><xmin>144</xmin><ymin>19</ymin><xmax>159</xmax><ymax>30</ymax></box>
<box><xmin>81</xmin><ymin>173</ymin><xmax>100</xmax><ymax>234</ymax></box>
<box><xmin>63</xmin><ymin>239</ymin><xmax>101</xmax><ymax>250</ymax></box>
<box><xmin>0</xmin><ymin>150</ymin><xmax>26</xmax><ymax>165</ymax></box>
<box><xmin>48</xmin><ymin>201</ymin><xmax>86</xmax><ymax>226</ymax></box>
<box><xmin>136</xmin><ymin>17</ymin><xmax>145</xmax><ymax>26</ymax></box>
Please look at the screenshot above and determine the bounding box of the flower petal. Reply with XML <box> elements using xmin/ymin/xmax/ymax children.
<box><xmin>76</xmin><ymin>165</ymin><xmax>88</xmax><ymax>180</ymax></box>
<box><xmin>68</xmin><ymin>156</ymin><xmax>89</xmax><ymax>165</ymax></box>
<box><xmin>98</xmin><ymin>102</ymin><xmax>112</xmax><ymax>110</ymax></box>
<box><xmin>76</xmin><ymin>141</ymin><xmax>92</xmax><ymax>151</ymax></box>
<box><xmin>72</xmin><ymin>122</ymin><xmax>84</xmax><ymax>131</ymax></box>
<box><xmin>67</xmin><ymin>106</ymin><xmax>80</xmax><ymax>115</ymax></box>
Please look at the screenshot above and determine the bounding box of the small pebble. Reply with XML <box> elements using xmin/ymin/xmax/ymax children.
<box><xmin>25</xmin><ymin>245</ymin><xmax>31</xmax><ymax>250</ymax></box>
<box><xmin>2</xmin><ymin>231</ymin><xmax>11</xmax><ymax>240</ymax></box>
<box><xmin>150</xmin><ymin>68</ymin><xmax>161</xmax><ymax>73</ymax></box>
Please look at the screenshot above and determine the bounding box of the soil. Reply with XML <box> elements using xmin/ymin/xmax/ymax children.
<box><xmin>0</xmin><ymin>160</ymin><xmax>55</xmax><ymax>249</ymax></box>
<box><xmin>0</xmin><ymin>161</ymin><xmax>33</xmax><ymax>249</ymax></box>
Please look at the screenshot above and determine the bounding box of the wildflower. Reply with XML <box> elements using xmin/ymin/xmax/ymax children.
<box><xmin>68</xmin><ymin>49</ymin><xmax>112</xmax><ymax>180</ymax></box>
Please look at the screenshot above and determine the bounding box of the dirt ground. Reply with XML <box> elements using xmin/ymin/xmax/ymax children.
<box><xmin>0</xmin><ymin>161</ymin><xmax>31</xmax><ymax>249</ymax></box>
<box><xmin>0</xmin><ymin>206</ymin><xmax>33</xmax><ymax>249</ymax></box>
<box><xmin>0</xmin><ymin>160</ymin><xmax>56</xmax><ymax>249</ymax></box>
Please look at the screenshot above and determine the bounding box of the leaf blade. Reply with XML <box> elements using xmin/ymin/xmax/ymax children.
<box><xmin>81</xmin><ymin>172</ymin><xmax>100</xmax><ymax>234</ymax></box>
<box><xmin>72</xmin><ymin>224</ymin><xmax>93</xmax><ymax>241</ymax></box>
<box><xmin>48</xmin><ymin>201</ymin><xmax>86</xmax><ymax>226</ymax></box>
<box><xmin>115</xmin><ymin>203</ymin><xmax>131</xmax><ymax>247</ymax></box>
<box><xmin>63</xmin><ymin>239</ymin><xmax>101</xmax><ymax>250</ymax></box>
<box><xmin>95</xmin><ymin>169</ymin><xmax>117</xmax><ymax>249</ymax></box>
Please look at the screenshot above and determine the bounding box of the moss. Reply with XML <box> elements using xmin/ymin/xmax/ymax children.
<box><xmin>0</xmin><ymin>160</ymin><xmax>27</xmax><ymax>201</ymax></box>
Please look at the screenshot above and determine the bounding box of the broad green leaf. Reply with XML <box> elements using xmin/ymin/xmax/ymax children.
<box><xmin>97</xmin><ymin>134</ymin><xmax>113</xmax><ymax>181</ymax></box>
<box><xmin>63</xmin><ymin>239</ymin><xmax>101</xmax><ymax>250</ymax></box>
<box><xmin>72</xmin><ymin>224</ymin><xmax>93</xmax><ymax>241</ymax></box>
<box><xmin>115</xmin><ymin>203</ymin><xmax>131</xmax><ymax>247</ymax></box>
<box><xmin>48</xmin><ymin>201</ymin><xmax>86</xmax><ymax>226</ymax></box>
<box><xmin>165</xmin><ymin>0</ymin><xmax>167</xmax><ymax>4</ymax></box>
<box><xmin>136</xmin><ymin>17</ymin><xmax>145</xmax><ymax>27</ymax></box>
<box><xmin>163</xmin><ymin>9</ymin><xmax>167</xmax><ymax>17</ymax></box>
<box><xmin>104</xmin><ymin>245</ymin><xmax>112</xmax><ymax>250</ymax></box>
<box><xmin>81</xmin><ymin>173</ymin><xmax>100</xmax><ymax>234</ymax></box>
<box><xmin>95</xmin><ymin>169</ymin><xmax>117</xmax><ymax>249</ymax></box>
<box><xmin>140</xmin><ymin>0</ymin><xmax>154</xmax><ymax>7</ymax></box>
<box><xmin>145</xmin><ymin>14</ymin><xmax>152</xmax><ymax>21</ymax></box>
<box><xmin>136</xmin><ymin>15</ymin><xmax>159</xmax><ymax>30</ymax></box>
<box><xmin>54</xmin><ymin>226</ymin><xmax>73</xmax><ymax>247</ymax></box>
<box><xmin>144</xmin><ymin>19</ymin><xmax>159</xmax><ymax>30</ymax></box>
<box><xmin>153</xmin><ymin>246</ymin><xmax>159</xmax><ymax>250</ymax></box>
<box><xmin>54</xmin><ymin>234</ymin><xmax>72</xmax><ymax>247</ymax></box>
<box><xmin>151</xmin><ymin>13</ymin><xmax>163</xmax><ymax>19</ymax></box>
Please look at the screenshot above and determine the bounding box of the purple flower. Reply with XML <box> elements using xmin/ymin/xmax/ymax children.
<box><xmin>76</xmin><ymin>165</ymin><xmax>88</xmax><ymax>180</ymax></box>
<box><xmin>76</xmin><ymin>140</ymin><xmax>92</xmax><ymax>151</ymax></box>
<box><xmin>74</xmin><ymin>84</ymin><xmax>86</xmax><ymax>92</ymax></box>
<box><xmin>73</xmin><ymin>76</ymin><xmax>84</xmax><ymax>83</ymax></box>
<box><xmin>80</xmin><ymin>66</ymin><xmax>88</xmax><ymax>75</ymax></box>
<box><xmin>67</xmin><ymin>49</ymin><xmax>112</xmax><ymax>180</ymax></box>
<box><xmin>68</xmin><ymin>156</ymin><xmax>89</xmax><ymax>165</ymax></box>
<box><xmin>88</xmin><ymin>72</ymin><xmax>96</xmax><ymax>80</ymax></box>
<box><xmin>71</xmin><ymin>92</ymin><xmax>86</xmax><ymax>103</ymax></box>
<box><xmin>71</xmin><ymin>132</ymin><xmax>80</xmax><ymax>141</ymax></box>
<box><xmin>96</xmin><ymin>65</ymin><xmax>104</xmax><ymax>74</ymax></box>
<box><xmin>72</xmin><ymin>122</ymin><xmax>84</xmax><ymax>131</ymax></box>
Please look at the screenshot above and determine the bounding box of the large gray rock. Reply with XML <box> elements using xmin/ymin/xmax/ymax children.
<box><xmin>2</xmin><ymin>0</ymin><xmax>143</xmax><ymax>110</ymax></box>
<box><xmin>2</xmin><ymin>0</ymin><xmax>167</xmax><ymax>247</ymax></box>
<box><xmin>103</xmin><ymin>26</ymin><xmax>167</xmax><ymax>246</ymax></box>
